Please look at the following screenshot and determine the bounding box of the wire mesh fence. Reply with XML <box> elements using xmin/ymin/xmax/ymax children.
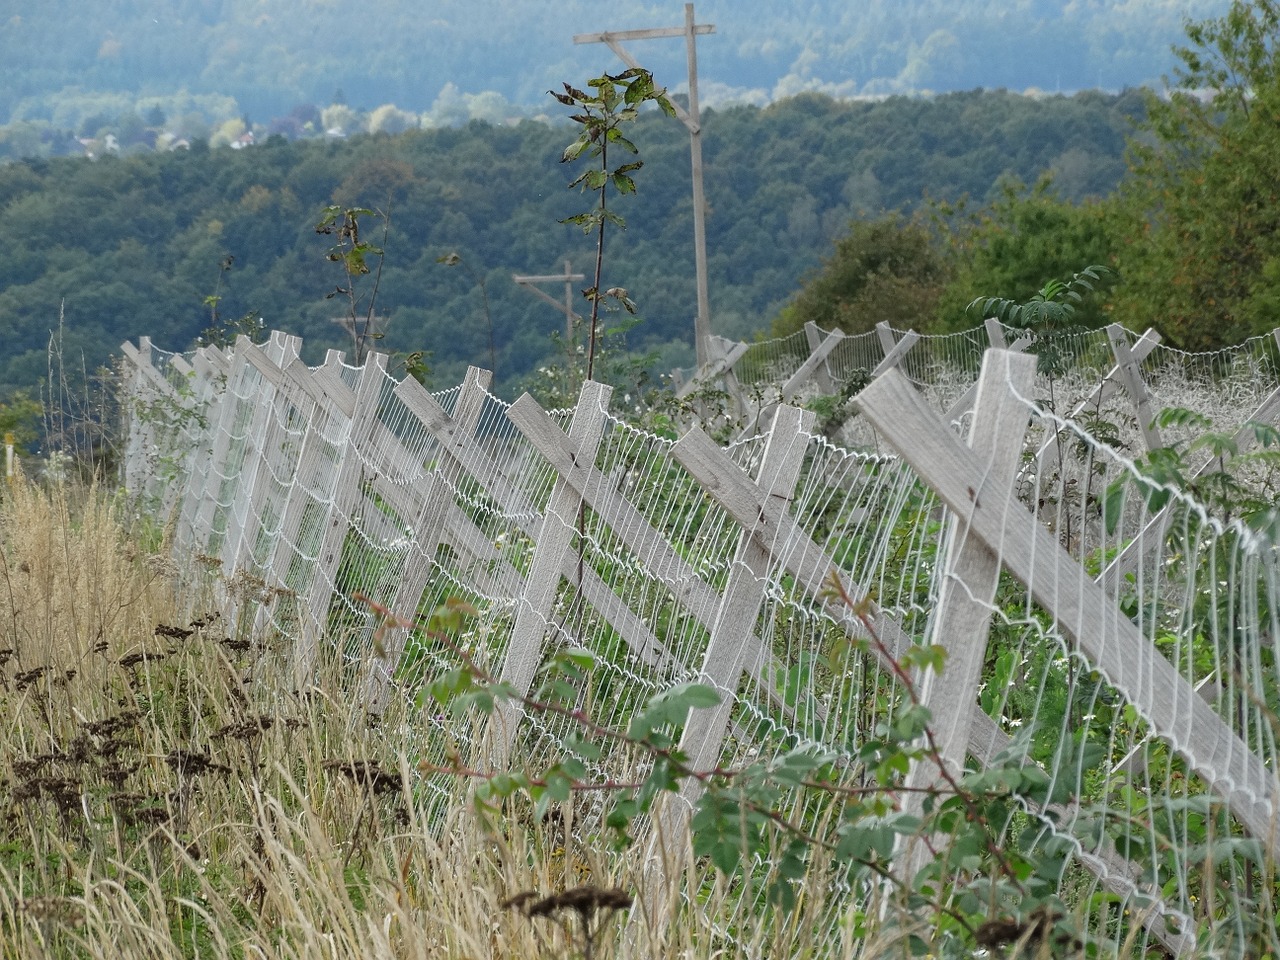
<box><xmin>120</xmin><ymin>321</ymin><xmax>1280</xmax><ymax>957</ymax></box>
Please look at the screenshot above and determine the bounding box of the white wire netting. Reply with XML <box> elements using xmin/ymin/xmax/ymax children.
<box><xmin>122</xmin><ymin>323</ymin><xmax>1280</xmax><ymax>957</ymax></box>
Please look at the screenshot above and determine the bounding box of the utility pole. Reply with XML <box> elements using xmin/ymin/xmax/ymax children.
<box><xmin>513</xmin><ymin>261</ymin><xmax>585</xmax><ymax>362</ymax></box>
<box><xmin>574</xmin><ymin>3</ymin><xmax>715</xmax><ymax>368</ymax></box>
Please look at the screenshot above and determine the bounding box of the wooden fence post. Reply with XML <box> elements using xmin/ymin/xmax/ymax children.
<box><xmin>942</xmin><ymin>321</ymin><xmax>1034</xmax><ymax>421</ymax></box>
<box><xmin>855</xmin><ymin>361</ymin><xmax>1280</xmax><ymax>859</ymax></box>
<box><xmin>781</xmin><ymin>329</ymin><xmax>845</xmax><ymax>402</ymax></box>
<box><xmin>871</xmin><ymin>321</ymin><xmax>921</xmax><ymax>378</ymax></box>
<box><xmin>638</xmin><ymin>404</ymin><xmax>815</xmax><ymax>926</ymax></box>
<box><xmin>293</xmin><ymin>352</ymin><xmax>390</xmax><ymax>687</ymax></box>
<box><xmin>899</xmin><ymin>350</ymin><xmax>1037</xmax><ymax>880</ymax></box>
<box><xmin>492</xmin><ymin>379</ymin><xmax>613</xmax><ymax>749</ymax></box>
<box><xmin>1106</xmin><ymin>323</ymin><xmax>1163</xmax><ymax>453</ymax></box>
<box><xmin>1032</xmin><ymin>326</ymin><xmax>1162</xmax><ymax>480</ymax></box>
<box><xmin>360</xmin><ymin>367</ymin><xmax>496</xmax><ymax>713</ymax></box>
<box><xmin>803</xmin><ymin>321</ymin><xmax>836</xmax><ymax>394</ymax></box>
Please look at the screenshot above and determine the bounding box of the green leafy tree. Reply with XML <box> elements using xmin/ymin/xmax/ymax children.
<box><xmin>1113</xmin><ymin>0</ymin><xmax>1280</xmax><ymax>347</ymax></box>
<box><xmin>934</xmin><ymin>179</ymin><xmax>1120</xmax><ymax>332</ymax></box>
<box><xmin>771</xmin><ymin>213</ymin><xmax>951</xmax><ymax>337</ymax></box>
<box><xmin>0</xmin><ymin>391</ymin><xmax>43</xmax><ymax>453</ymax></box>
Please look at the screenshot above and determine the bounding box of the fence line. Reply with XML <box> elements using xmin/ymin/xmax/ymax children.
<box><xmin>121</xmin><ymin>325</ymin><xmax>1280</xmax><ymax>956</ymax></box>
<box><xmin>684</xmin><ymin>319</ymin><xmax>1280</xmax><ymax>448</ymax></box>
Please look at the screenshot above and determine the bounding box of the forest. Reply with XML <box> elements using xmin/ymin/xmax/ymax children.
<box><xmin>0</xmin><ymin>0</ymin><xmax>1220</xmax><ymax>129</ymax></box>
<box><xmin>0</xmin><ymin>87</ymin><xmax>1143</xmax><ymax>400</ymax></box>
<box><xmin>5</xmin><ymin>0</ymin><xmax>1279</xmax><ymax>441</ymax></box>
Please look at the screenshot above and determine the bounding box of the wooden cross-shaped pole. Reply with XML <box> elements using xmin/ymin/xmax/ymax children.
<box><xmin>574</xmin><ymin>3</ymin><xmax>715</xmax><ymax>368</ymax></box>
<box><xmin>513</xmin><ymin>260</ymin><xmax>585</xmax><ymax>358</ymax></box>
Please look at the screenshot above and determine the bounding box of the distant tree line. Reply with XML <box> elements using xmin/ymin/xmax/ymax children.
<box><xmin>0</xmin><ymin>0</ymin><xmax>1212</xmax><ymax>128</ymax></box>
<box><xmin>0</xmin><ymin>87</ymin><xmax>1142</xmax><ymax>404</ymax></box>
<box><xmin>778</xmin><ymin>2</ymin><xmax>1280</xmax><ymax>354</ymax></box>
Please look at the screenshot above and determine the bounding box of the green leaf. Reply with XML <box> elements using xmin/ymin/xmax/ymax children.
<box><xmin>561</xmin><ymin>139</ymin><xmax>590</xmax><ymax>163</ymax></box>
<box><xmin>691</xmin><ymin>790</ymin><xmax>749</xmax><ymax>875</ymax></box>
<box><xmin>564</xmin><ymin>734</ymin><xmax>602</xmax><ymax>762</ymax></box>
<box><xmin>1101</xmin><ymin>478</ymin><xmax>1127</xmax><ymax>535</ymax></box>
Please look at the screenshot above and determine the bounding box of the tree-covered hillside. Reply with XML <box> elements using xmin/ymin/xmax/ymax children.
<box><xmin>0</xmin><ymin>89</ymin><xmax>1140</xmax><ymax>397</ymax></box>
<box><xmin>1</xmin><ymin>0</ymin><xmax>1221</xmax><ymax>130</ymax></box>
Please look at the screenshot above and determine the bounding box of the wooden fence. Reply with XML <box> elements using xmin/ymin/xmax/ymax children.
<box><xmin>678</xmin><ymin>319</ymin><xmax>1280</xmax><ymax>449</ymax></box>
<box><xmin>120</xmin><ymin>328</ymin><xmax>1280</xmax><ymax>955</ymax></box>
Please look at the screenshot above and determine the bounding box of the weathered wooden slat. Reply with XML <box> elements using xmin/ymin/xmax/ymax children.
<box><xmin>643</xmin><ymin>404</ymin><xmax>815</xmax><ymax>921</ymax></box>
<box><xmin>496</xmin><ymin>380</ymin><xmax>613</xmax><ymax>742</ymax></box>
<box><xmin>944</xmin><ymin>323</ymin><xmax>1033</xmax><ymax>420</ymax></box>
<box><xmin>1107</xmin><ymin>324</ymin><xmax>1163</xmax><ymax>453</ymax></box>
<box><xmin>1032</xmin><ymin>326</ymin><xmax>1162</xmax><ymax>478</ymax></box>
<box><xmin>676</xmin><ymin>336</ymin><xmax>750</xmax><ymax>400</ymax></box>
<box><xmin>803</xmin><ymin>321</ymin><xmax>836</xmax><ymax>394</ymax></box>
<box><xmin>680</xmin><ymin>404</ymin><xmax>814</xmax><ymax>776</ymax></box>
<box><xmin>871</xmin><ymin>322</ymin><xmax>921</xmax><ymax>378</ymax></box>
<box><xmin>901</xmin><ymin>350</ymin><xmax>1036</xmax><ymax>876</ymax></box>
<box><xmin>781</xmin><ymin>330</ymin><xmax>844</xmax><ymax>401</ymax></box>
<box><xmin>856</xmin><ymin>364</ymin><xmax>1279</xmax><ymax>855</ymax></box>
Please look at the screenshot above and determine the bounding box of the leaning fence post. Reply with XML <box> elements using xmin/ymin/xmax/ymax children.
<box><xmin>489</xmin><ymin>379</ymin><xmax>613</xmax><ymax>753</ymax></box>
<box><xmin>803</xmin><ymin>320</ymin><xmax>836</xmax><ymax>393</ymax></box>
<box><xmin>898</xmin><ymin>349</ymin><xmax>1036</xmax><ymax>880</ymax></box>
<box><xmin>360</xmin><ymin>366</ymin><xmax>497</xmax><ymax>714</ymax></box>
<box><xmin>637</xmin><ymin>403</ymin><xmax>815</xmax><ymax>929</ymax></box>
<box><xmin>871</xmin><ymin>321</ymin><xmax>921</xmax><ymax>377</ymax></box>
<box><xmin>292</xmin><ymin>352</ymin><xmax>390</xmax><ymax>688</ymax></box>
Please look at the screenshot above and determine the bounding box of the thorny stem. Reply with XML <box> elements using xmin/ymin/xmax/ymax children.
<box><xmin>356</xmin><ymin>578</ymin><xmax>1025</xmax><ymax>908</ymax></box>
<box><xmin>825</xmin><ymin>571</ymin><xmax>1027</xmax><ymax>896</ymax></box>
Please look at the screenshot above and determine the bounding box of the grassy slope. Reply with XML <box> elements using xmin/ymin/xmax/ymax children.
<box><xmin>0</xmin><ymin>478</ymin><xmax>898</xmax><ymax>959</ymax></box>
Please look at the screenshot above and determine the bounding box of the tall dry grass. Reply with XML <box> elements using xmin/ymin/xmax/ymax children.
<box><xmin>0</xmin><ymin>476</ymin><xmax>565</xmax><ymax>959</ymax></box>
<box><xmin>0</xmin><ymin>475</ymin><xmax>1115</xmax><ymax>959</ymax></box>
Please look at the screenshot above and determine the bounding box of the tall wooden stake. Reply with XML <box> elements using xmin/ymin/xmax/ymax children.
<box><xmin>575</xmin><ymin>3</ymin><xmax>715</xmax><ymax>367</ymax></box>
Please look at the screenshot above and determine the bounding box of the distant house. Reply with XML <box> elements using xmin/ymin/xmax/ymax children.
<box><xmin>78</xmin><ymin>134</ymin><xmax>121</xmax><ymax>158</ymax></box>
<box><xmin>230</xmin><ymin>131</ymin><xmax>255</xmax><ymax>149</ymax></box>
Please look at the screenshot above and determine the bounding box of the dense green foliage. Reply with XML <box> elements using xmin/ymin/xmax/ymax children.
<box><xmin>771</xmin><ymin>215</ymin><xmax>950</xmax><ymax>337</ymax></box>
<box><xmin>780</xmin><ymin>2</ymin><xmax>1280</xmax><ymax>349</ymax></box>
<box><xmin>0</xmin><ymin>88</ymin><xmax>1140</xmax><ymax>397</ymax></box>
<box><xmin>1111</xmin><ymin>0</ymin><xmax>1280</xmax><ymax>347</ymax></box>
